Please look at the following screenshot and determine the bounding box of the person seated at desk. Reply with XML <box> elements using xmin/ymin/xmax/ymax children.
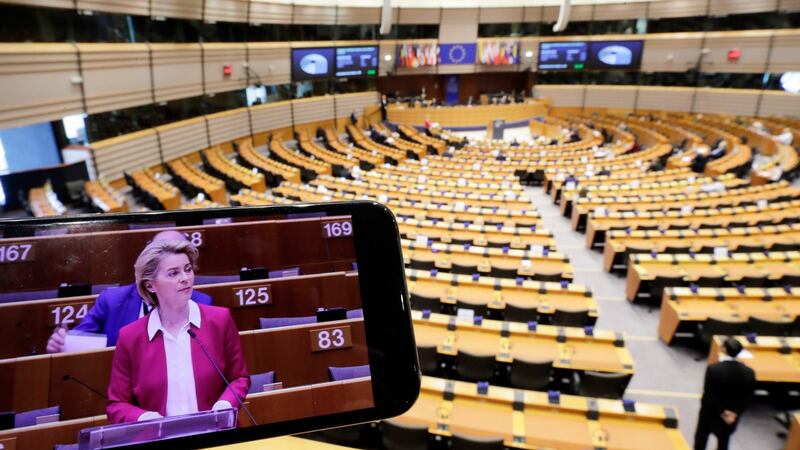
<box><xmin>692</xmin><ymin>148</ymin><xmax>711</xmax><ymax>174</ymax></box>
<box><xmin>107</xmin><ymin>239</ymin><xmax>250</xmax><ymax>423</ymax></box>
<box><xmin>46</xmin><ymin>231</ymin><xmax>213</xmax><ymax>352</ymax></box>
<box><xmin>709</xmin><ymin>141</ymin><xmax>727</xmax><ymax>161</ymax></box>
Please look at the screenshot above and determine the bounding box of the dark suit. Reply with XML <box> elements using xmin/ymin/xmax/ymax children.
<box><xmin>694</xmin><ymin>360</ymin><xmax>756</xmax><ymax>450</ymax></box>
<box><xmin>74</xmin><ymin>284</ymin><xmax>212</xmax><ymax>347</ymax></box>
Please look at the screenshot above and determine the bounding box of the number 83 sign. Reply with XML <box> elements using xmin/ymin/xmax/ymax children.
<box><xmin>309</xmin><ymin>325</ymin><xmax>353</xmax><ymax>352</ymax></box>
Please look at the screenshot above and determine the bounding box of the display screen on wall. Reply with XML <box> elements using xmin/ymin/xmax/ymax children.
<box><xmin>397</xmin><ymin>43</ymin><xmax>439</xmax><ymax>68</ymax></box>
<box><xmin>477</xmin><ymin>40</ymin><xmax>519</xmax><ymax>66</ymax></box>
<box><xmin>538</xmin><ymin>41</ymin><xmax>588</xmax><ymax>70</ymax></box>
<box><xmin>336</xmin><ymin>46</ymin><xmax>378</xmax><ymax>77</ymax></box>
<box><xmin>587</xmin><ymin>40</ymin><xmax>644</xmax><ymax>70</ymax></box>
<box><xmin>291</xmin><ymin>47</ymin><xmax>335</xmax><ymax>81</ymax></box>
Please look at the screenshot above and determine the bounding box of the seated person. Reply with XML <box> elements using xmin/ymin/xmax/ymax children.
<box><xmin>46</xmin><ymin>230</ymin><xmax>213</xmax><ymax>352</ymax></box>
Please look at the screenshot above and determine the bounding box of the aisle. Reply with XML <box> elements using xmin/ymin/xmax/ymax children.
<box><xmin>526</xmin><ymin>186</ymin><xmax>784</xmax><ymax>450</ymax></box>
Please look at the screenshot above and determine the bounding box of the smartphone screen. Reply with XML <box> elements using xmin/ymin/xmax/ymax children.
<box><xmin>0</xmin><ymin>203</ymin><xmax>417</xmax><ymax>449</ymax></box>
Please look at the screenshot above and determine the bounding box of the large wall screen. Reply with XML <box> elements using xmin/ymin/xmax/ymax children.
<box><xmin>538</xmin><ymin>40</ymin><xmax>644</xmax><ymax>71</ymax></box>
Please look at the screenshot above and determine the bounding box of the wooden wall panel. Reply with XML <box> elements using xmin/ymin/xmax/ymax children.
<box><xmin>438</xmin><ymin>64</ymin><xmax>475</xmax><ymax>75</ymax></box>
<box><xmin>709</xmin><ymin>0</ymin><xmax>779</xmax><ymax>16</ymax></box>
<box><xmin>0</xmin><ymin>43</ymin><xmax>83</xmax><ymax>129</ymax></box>
<box><xmin>157</xmin><ymin>117</ymin><xmax>210</xmax><ymax>162</ymax></box>
<box><xmin>700</xmin><ymin>31</ymin><xmax>770</xmax><ymax>73</ymax></box>
<box><xmin>246</xmin><ymin>43</ymin><xmax>291</xmax><ymax>85</ymax></box>
<box><xmin>250</xmin><ymin>102</ymin><xmax>292</xmax><ymax>135</ymax></box>
<box><xmin>249</xmin><ymin>1</ymin><xmax>293</xmax><ymax>24</ymax></box>
<box><xmin>207</xmin><ymin>108</ymin><xmax>251</xmax><ymax>146</ymax></box>
<box><xmin>204</xmin><ymin>0</ymin><xmax>248</xmax><ymax>23</ymax></box>
<box><xmin>439</xmin><ymin>8</ymin><xmax>479</xmax><ymax>43</ymax></box>
<box><xmin>641</xmin><ymin>34</ymin><xmax>702</xmax><ymax>72</ymax></box>
<box><xmin>378</xmin><ymin>41</ymin><xmax>396</xmax><ymax>77</ymax></box>
<box><xmin>593</xmin><ymin>2</ymin><xmax>647</xmax><ymax>20</ymax></box>
<box><xmin>768</xmin><ymin>31</ymin><xmax>800</xmax><ymax>72</ymax></box>
<box><xmin>534</xmin><ymin>85</ymin><xmax>584</xmax><ymax>108</ymax></box>
<box><xmin>75</xmin><ymin>0</ymin><xmax>147</xmax><ymax>16</ymax></box>
<box><xmin>478</xmin><ymin>7</ymin><xmax>523</xmax><ymax>24</ymax></box>
<box><xmin>292</xmin><ymin>96</ymin><xmax>334</xmax><ymax>124</ymax></box>
<box><xmin>519</xmin><ymin>39</ymin><xmax>538</xmax><ymax>71</ymax></box>
<box><xmin>779</xmin><ymin>0</ymin><xmax>800</xmax><ymax>12</ymax></box>
<box><xmin>77</xmin><ymin>44</ymin><xmax>152</xmax><ymax>114</ymax></box>
<box><xmin>398</xmin><ymin>8</ymin><xmax>440</xmax><ymax>24</ymax></box>
<box><xmin>543</xmin><ymin>5</ymin><xmax>593</xmax><ymax>22</ymax></box>
<box><xmin>293</xmin><ymin>4</ymin><xmax>336</xmax><ymax>25</ymax></box>
<box><xmin>759</xmin><ymin>91</ymin><xmax>800</xmax><ymax>118</ymax></box>
<box><xmin>694</xmin><ymin>88</ymin><xmax>759</xmax><ymax>116</ymax></box>
<box><xmin>150</xmin><ymin>0</ymin><xmax>203</xmax><ymax>20</ymax></box>
<box><xmin>337</xmin><ymin>7</ymin><xmax>380</xmax><ymax>25</ymax></box>
<box><xmin>647</xmin><ymin>0</ymin><xmax>709</xmax><ymax>19</ymax></box>
<box><xmin>584</xmin><ymin>85</ymin><xmax>637</xmax><ymax>110</ymax></box>
<box><xmin>151</xmin><ymin>44</ymin><xmax>203</xmax><ymax>103</ymax></box>
<box><xmin>522</xmin><ymin>6</ymin><xmax>543</xmax><ymax>22</ymax></box>
<box><xmin>202</xmin><ymin>43</ymin><xmax>247</xmax><ymax>95</ymax></box>
<box><xmin>0</xmin><ymin>0</ymin><xmax>73</xmax><ymax>9</ymax></box>
<box><xmin>334</xmin><ymin>92</ymin><xmax>378</xmax><ymax>119</ymax></box>
<box><xmin>91</xmin><ymin>129</ymin><xmax>160</xmax><ymax>182</ymax></box>
<box><xmin>636</xmin><ymin>86</ymin><xmax>694</xmax><ymax>112</ymax></box>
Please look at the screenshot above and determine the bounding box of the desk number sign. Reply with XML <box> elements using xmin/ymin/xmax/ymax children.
<box><xmin>232</xmin><ymin>284</ymin><xmax>272</xmax><ymax>307</ymax></box>
<box><xmin>0</xmin><ymin>243</ymin><xmax>35</xmax><ymax>263</ymax></box>
<box><xmin>310</xmin><ymin>325</ymin><xmax>352</xmax><ymax>352</ymax></box>
<box><xmin>321</xmin><ymin>220</ymin><xmax>353</xmax><ymax>239</ymax></box>
<box><xmin>48</xmin><ymin>302</ymin><xmax>92</xmax><ymax>327</ymax></box>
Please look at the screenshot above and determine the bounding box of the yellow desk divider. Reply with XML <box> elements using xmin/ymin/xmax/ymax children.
<box><xmin>412</xmin><ymin>311</ymin><xmax>635</xmax><ymax>376</ymax></box>
<box><xmin>394</xmin><ymin>376</ymin><xmax>689</xmax><ymax>450</ymax></box>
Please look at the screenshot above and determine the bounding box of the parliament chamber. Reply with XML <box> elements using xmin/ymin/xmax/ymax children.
<box><xmin>0</xmin><ymin>0</ymin><xmax>799</xmax><ymax>449</ymax></box>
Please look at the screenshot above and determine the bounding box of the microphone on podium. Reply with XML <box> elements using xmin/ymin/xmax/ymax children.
<box><xmin>63</xmin><ymin>374</ymin><xmax>108</xmax><ymax>400</ymax></box>
<box><xmin>186</xmin><ymin>329</ymin><xmax>258</xmax><ymax>426</ymax></box>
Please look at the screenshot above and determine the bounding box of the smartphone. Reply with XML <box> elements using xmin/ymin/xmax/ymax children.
<box><xmin>0</xmin><ymin>201</ymin><xmax>419</xmax><ymax>450</ymax></box>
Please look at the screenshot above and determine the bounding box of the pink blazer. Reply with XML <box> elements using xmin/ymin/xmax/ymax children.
<box><xmin>107</xmin><ymin>304</ymin><xmax>251</xmax><ymax>423</ymax></box>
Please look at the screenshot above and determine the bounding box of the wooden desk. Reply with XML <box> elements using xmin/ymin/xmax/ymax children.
<box><xmin>0</xmin><ymin>319</ymin><xmax>369</xmax><ymax>420</ymax></box>
<box><xmin>603</xmin><ymin>224</ymin><xmax>800</xmax><ymax>272</ymax></box>
<box><xmin>402</xmin><ymin>240</ymin><xmax>572</xmax><ymax>281</ymax></box>
<box><xmin>785</xmin><ymin>412</ymin><xmax>800</xmax><ymax>450</ymax></box>
<box><xmin>0</xmin><ymin>271</ymin><xmax>361</xmax><ymax>359</ymax></box>
<box><xmin>0</xmin><ymin>378</ymin><xmax>373</xmax><ymax>450</ymax></box>
<box><xmin>658</xmin><ymin>287</ymin><xmax>800</xmax><ymax>344</ymax></box>
<box><xmin>0</xmin><ymin>217</ymin><xmax>356</xmax><ymax>294</ymax></box>
<box><xmin>406</xmin><ymin>269</ymin><xmax>597</xmax><ymax>323</ymax></box>
<box><xmin>412</xmin><ymin>311</ymin><xmax>633</xmax><ymax>375</ymax></box>
<box><xmin>394</xmin><ymin>376</ymin><xmax>688</xmax><ymax>450</ymax></box>
<box><xmin>398</xmin><ymin>218</ymin><xmax>556</xmax><ymax>251</ymax></box>
<box><xmin>626</xmin><ymin>252</ymin><xmax>800</xmax><ymax>302</ymax></box>
<box><xmin>709</xmin><ymin>336</ymin><xmax>800</xmax><ymax>384</ymax></box>
<box><xmin>387</xmin><ymin>101</ymin><xmax>547</xmax><ymax>128</ymax></box>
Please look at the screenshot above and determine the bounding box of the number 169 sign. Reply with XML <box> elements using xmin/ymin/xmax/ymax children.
<box><xmin>321</xmin><ymin>220</ymin><xmax>353</xmax><ymax>239</ymax></box>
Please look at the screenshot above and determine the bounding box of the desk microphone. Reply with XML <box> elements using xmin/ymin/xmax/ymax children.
<box><xmin>187</xmin><ymin>329</ymin><xmax>258</xmax><ymax>426</ymax></box>
<box><xmin>63</xmin><ymin>374</ymin><xmax>108</xmax><ymax>400</ymax></box>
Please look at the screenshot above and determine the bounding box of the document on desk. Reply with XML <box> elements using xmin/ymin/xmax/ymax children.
<box><xmin>64</xmin><ymin>331</ymin><xmax>107</xmax><ymax>352</ymax></box>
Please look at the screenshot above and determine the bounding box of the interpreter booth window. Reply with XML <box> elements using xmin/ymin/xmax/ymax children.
<box><xmin>337</xmin><ymin>24</ymin><xmax>378</xmax><ymax>41</ymax></box>
<box><xmin>291</xmin><ymin>25</ymin><xmax>335</xmax><ymax>41</ymax></box>
<box><xmin>146</xmin><ymin>17</ymin><xmax>201</xmax><ymax>43</ymax></box>
<box><xmin>697</xmin><ymin>73</ymin><xmax>766</xmax><ymax>90</ymax></box>
<box><xmin>588</xmin><ymin>19</ymin><xmax>640</xmax><ymax>35</ymax></box>
<box><xmin>539</xmin><ymin>20</ymin><xmax>590</xmax><ymax>36</ymax></box>
<box><xmin>478</xmin><ymin>23</ymin><xmax>523</xmax><ymax>38</ymax></box>
<box><xmin>0</xmin><ymin>212</ymin><xmax>373</xmax><ymax>444</ymax></box>
<box><xmin>381</xmin><ymin>24</ymin><xmax>439</xmax><ymax>40</ymax></box>
<box><xmin>638</xmin><ymin>71</ymin><xmax>698</xmax><ymax>87</ymax></box>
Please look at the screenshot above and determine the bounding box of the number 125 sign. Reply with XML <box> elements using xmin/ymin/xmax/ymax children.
<box><xmin>321</xmin><ymin>220</ymin><xmax>353</xmax><ymax>239</ymax></box>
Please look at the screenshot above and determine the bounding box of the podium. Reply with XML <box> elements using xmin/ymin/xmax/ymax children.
<box><xmin>77</xmin><ymin>409</ymin><xmax>237</xmax><ymax>449</ymax></box>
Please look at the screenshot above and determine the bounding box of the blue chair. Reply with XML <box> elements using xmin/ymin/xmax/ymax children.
<box><xmin>346</xmin><ymin>308</ymin><xmax>363</xmax><ymax>319</ymax></box>
<box><xmin>14</xmin><ymin>405</ymin><xmax>60</xmax><ymax>428</ymax></box>
<box><xmin>248</xmin><ymin>371</ymin><xmax>276</xmax><ymax>394</ymax></box>
<box><xmin>328</xmin><ymin>365</ymin><xmax>371</xmax><ymax>381</ymax></box>
<box><xmin>258</xmin><ymin>316</ymin><xmax>316</xmax><ymax>329</ymax></box>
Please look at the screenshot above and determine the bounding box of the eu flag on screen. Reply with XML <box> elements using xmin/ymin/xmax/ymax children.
<box><xmin>439</xmin><ymin>43</ymin><xmax>477</xmax><ymax>65</ymax></box>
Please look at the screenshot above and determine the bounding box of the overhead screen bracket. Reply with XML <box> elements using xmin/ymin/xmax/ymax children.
<box><xmin>552</xmin><ymin>0</ymin><xmax>571</xmax><ymax>33</ymax></box>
